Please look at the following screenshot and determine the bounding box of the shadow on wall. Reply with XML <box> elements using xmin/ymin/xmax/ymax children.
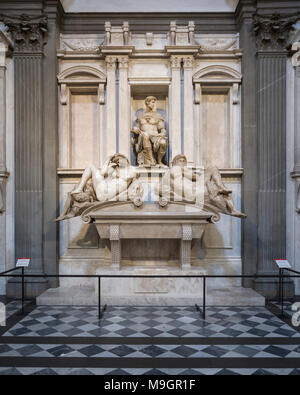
<box><xmin>69</xmin><ymin>223</ymin><xmax>99</xmax><ymax>248</ymax></box>
<box><xmin>193</xmin><ymin>224</ymin><xmax>225</xmax><ymax>260</ymax></box>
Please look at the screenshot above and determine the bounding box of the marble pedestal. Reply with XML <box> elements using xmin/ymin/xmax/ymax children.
<box><xmin>86</xmin><ymin>201</ymin><xmax>214</xmax><ymax>270</ymax></box>
<box><xmin>37</xmin><ymin>267</ymin><xmax>265</xmax><ymax>306</ymax></box>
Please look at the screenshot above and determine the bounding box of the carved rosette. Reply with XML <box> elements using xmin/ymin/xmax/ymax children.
<box><xmin>1</xmin><ymin>14</ymin><xmax>48</xmax><ymax>53</ymax></box>
<box><xmin>253</xmin><ymin>13</ymin><xmax>298</xmax><ymax>51</ymax></box>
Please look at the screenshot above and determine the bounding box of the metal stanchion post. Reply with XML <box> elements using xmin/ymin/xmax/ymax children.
<box><xmin>98</xmin><ymin>276</ymin><xmax>101</xmax><ymax>319</ymax></box>
<box><xmin>21</xmin><ymin>267</ymin><xmax>25</xmax><ymax>315</ymax></box>
<box><xmin>278</xmin><ymin>268</ymin><xmax>282</xmax><ymax>303</ymax></box>
<box><xmin>203</xmin><ymin>276</ymin><xmax>206</xmax><ymax>320</ymax></box>
<box><xmin>281</xmin><ymin>269</ymin><xmax>284</xmax><ymax>316</ymax></box>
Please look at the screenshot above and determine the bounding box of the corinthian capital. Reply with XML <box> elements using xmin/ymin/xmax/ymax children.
<box><xmin>253</xmin><ymin>12</ymin><xmax>298</xmax><ymax>51</ymax></box>
<box><xmin>118</xmin><ymin>56</ymin><xmax>129</xmax><ymax>69</ymax></box>
<box><xmin>105</xmin><ymin>56</ymin><xmax>117</xmax><ymax>70</ymax></box>
<box><xmin>170</xmin><ymin>55</ymin><xmax>181</xmax><ymax>69</ymax></box>
<box><xmin>0</xmin><ymin>13</ymin><xmax>48</xmax><ymax>53</ymax></box>
<box><xmin>182</xmin><ymin>56</ymin><xmax>194</xmax><ymax>69</ymax></box>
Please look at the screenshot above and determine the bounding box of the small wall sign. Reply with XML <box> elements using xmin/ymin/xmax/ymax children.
<box><xmin>274</xmin><ymin>260</ymin><xmax>291</xmax><ymax>269</ymax></box>
<box><xmin>16</xmin><ymin>258</ymin><xmax>30</xmax><ymax>268</ymax></box>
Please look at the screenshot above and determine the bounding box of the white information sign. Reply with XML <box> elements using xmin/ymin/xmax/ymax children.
<box><xmin>16</xmin><ymin>258</ymin><xmax>30</xmax><ymax>268</ymax></box>
<box><xmin>274</xmin><ymin>260</ymin><xmax>291</xmax><ymax>269</ymax></box>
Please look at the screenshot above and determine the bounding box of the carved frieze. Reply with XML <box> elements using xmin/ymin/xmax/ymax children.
<box><xmin>198</xmin><ymin>37</ymin><xmax>238</xmax><ymax>52</ymax></box>
<box><xmin>0</xmin><ymin>14</ymin><xmax>48</xmax><ymax>53</ymax></box>
<box><xmin>253</xmin><ymin>13</ymin><xmax>298</xmax><ymax>51</ymax></box>
<box><xmin>60</xmin><ymin>38</ymin><xmax>101</xmax><ymax>52</ymax></box>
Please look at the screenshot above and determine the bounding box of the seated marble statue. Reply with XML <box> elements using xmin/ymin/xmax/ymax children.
<box><xmin>132</xmin><ymin>96</ymin><xmax>168</xmax><ymax>167</ymax></box>
<box><xmin>55</xmin><ymin>154</ymin><xmax>143</xmax><ymax>221</ymax></box>
<box><xmin>159</xmin><ymin>154</ymin><xmax>247</xmax><ymax>219</ymax></box>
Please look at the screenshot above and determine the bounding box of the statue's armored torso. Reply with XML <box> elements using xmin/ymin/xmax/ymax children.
<box><xmin>138</xmin><ymin>111</ymin><xmax>165</xmax><ymax>137</ymax></box>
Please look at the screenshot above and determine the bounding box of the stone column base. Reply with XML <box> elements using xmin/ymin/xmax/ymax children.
<box><xmin>6</xmin><ymin>277</ymin><xmax>49</xmax><ymax>299</ymax></box>
<box><xmin>253</xmin><ymin>277</ymin><xmax>294</xmax><ymax>299</ymax></box>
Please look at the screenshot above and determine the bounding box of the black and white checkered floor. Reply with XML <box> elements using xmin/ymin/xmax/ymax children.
<box><xmin>3</xmin><ymin>305</ymin><xmax>299</xmax><ymax>338</ymax></box>
<box><xmin>0</xmin><ymin>300</ymin><xmax>300</xmax><ymax>375</ymax></box>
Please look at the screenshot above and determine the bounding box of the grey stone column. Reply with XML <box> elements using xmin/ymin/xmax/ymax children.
<box><xmin>291</xmin><ymin>43</ymin><xmax>300</xmax><ymax>211</ymax></box>
<box><xmin>3</xmin><ymin>14</ymin><xmax>49</xmax><ymax>297</ymax></box>
<box><xmin>252</xmin><ymin>13</ymin><xmax>298</xmax><ymax>297</ymax></box>
<box><xmin>0</xmin><ymin>30</ymin><xmax>11</xmax><ymax>294</ymax></box>
<box><xmin>0</xmin><ymin>30</ymin><xmax>11</xmax><ymax>214</ymax></box>
<box><xmin>42</xmin><ymin>1</ymin><xmax>62</xmax><ymax>288</ymax></box>
<box><xmin>235</xmin><ymin>0</ymin><xmax>258</xmax><ymax>288</ymax></box>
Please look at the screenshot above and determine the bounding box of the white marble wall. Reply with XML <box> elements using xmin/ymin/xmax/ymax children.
<box><xmin>0</xmin><ymin>51</ymin><xmax>14</xmax><ymax>294</ymax></box>
<box><xmin>60</xmin><ymin>0</ymin><xmax>239</xmax><ymax>13</ymax></box>
<box><xmin>56</xmin><ymin>32</ymin><xmax>243</xmax><ymax>291</ymax></box>
<box><xmin>286</xmin><ymin>54</ymin><xmax>300</xmax><ymax>294</ymax></box>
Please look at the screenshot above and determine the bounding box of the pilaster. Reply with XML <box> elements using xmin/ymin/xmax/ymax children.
<box><xmin>42</xmin><ymin>0</ymin><xmax>62</xmax><ymax>289</ymax></box>
<box><xmin>105</xmin><ymin>56</ymin><xmax>117</xmax><ymax>157</ymax></box>
<box><xmin>0</xmin><ymin>29</ymin><xmax>12</xmax><ymax>294</ymax></box>
<box><xmin>2</xmin><ymin>13</ymin><xmax>49</xmax><ymax>297</ymax></box>
<box><xmin>182</xmin><ymin>56</ymin><xmax>194</xmax><ymax>165</ymax></box>
<box><xmin>170</xmin><ymin>55</ymin><xmax>182</xmax><ymax>158</ymax></box>
<box><xmin>253</xmin><ymin>12</ymin><xmax>298</xmax><ymax>297</ymax></box>
<box><xmin>118</xmin><ymin>56</ymin><xmax>130</xmax><ymax>159</ymax></box>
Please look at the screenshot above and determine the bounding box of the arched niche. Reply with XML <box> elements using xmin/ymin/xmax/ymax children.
<box><xmin>193</xmin><ymin>65</ymin><xmax>242</xmax><ymax>105</ymax></box>
<box><xmin>57</xmin><ymin>65</ymin><xmax>107</xmax><ymax>104</ymax></box>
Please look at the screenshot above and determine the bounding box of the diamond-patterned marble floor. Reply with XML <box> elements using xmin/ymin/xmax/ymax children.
<box><xmin>0</xmin><ymin>367</ymin><xmax>300</xmax><ymax>375</ymax></box>
<box><xmin>0</xmin><ymin>342</ymin><xmax>300</xmax><ymax>358</ymax></box>
<box><xmin>1</xmin><ymin>300</ymin><xmax>32</xmax><ymax>320</ymax></box>
<box><xmin>1</xmin><ymin>304</ymin><xmax>300</xmax><ymax>375</ymax></box>
<box><xmin>3</xmin><ymin>305</ymin><xmax>300</xmax><ymax>338</ymax></box>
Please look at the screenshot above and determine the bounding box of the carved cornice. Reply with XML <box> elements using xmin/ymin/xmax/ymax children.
<box><xmin>253</xmin><ymin>12</ymin><xmax>299</xmax><ymax>52</ymax></box>
<box><xmin>0</xmin><ymin>14</ymin><xmax>48</xmax><ymax>53</ymax></box>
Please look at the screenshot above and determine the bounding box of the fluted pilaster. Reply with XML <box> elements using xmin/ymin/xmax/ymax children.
<box><xmin>253</xmin><ymin>12</ymin><xmax>297</xmax><ymax>296</ymax></box>
<box><xmin>4</xmin><ymin>14</ymin><xmax>48</xmax><ymax>297</ymax></box>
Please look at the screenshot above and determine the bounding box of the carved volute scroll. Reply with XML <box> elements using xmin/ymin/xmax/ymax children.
<box><xmin>292</xmin><ymin>42</ymin><xmax>300</xmax><ymax>67</ymax></box>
